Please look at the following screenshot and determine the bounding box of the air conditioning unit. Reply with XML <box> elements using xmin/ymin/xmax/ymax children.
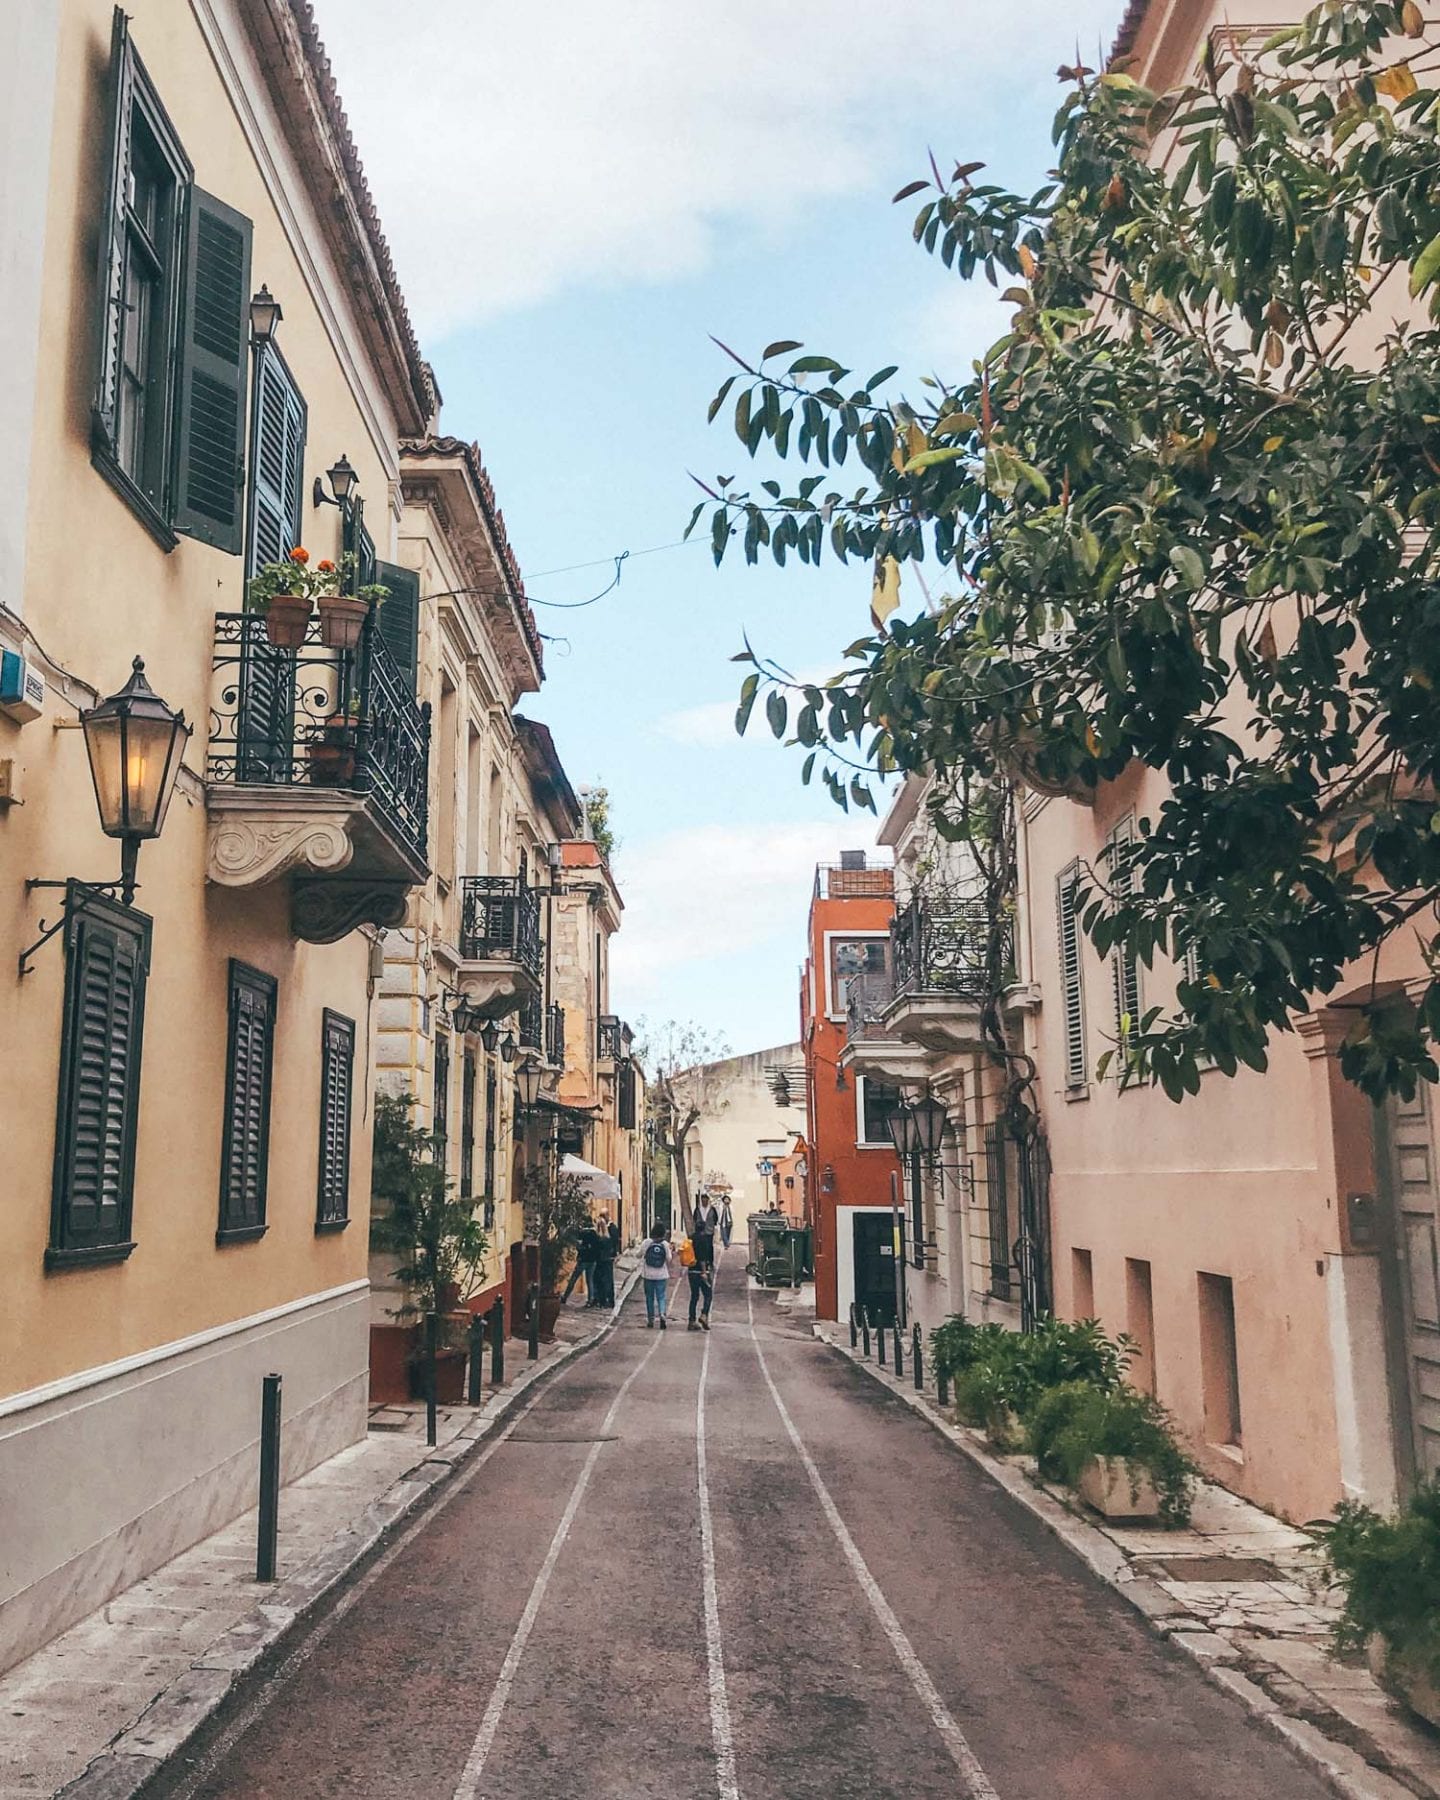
<box><xmin>0</xmin><ymin>650</ymin><xmax>44</xmax><ymax>723</ymax></box>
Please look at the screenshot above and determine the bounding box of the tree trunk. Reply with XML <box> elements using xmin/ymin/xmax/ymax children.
<box><xmin>671</xmin><ymin>1133</ymin><xmax>694</xmax><ymax>1231</ymax></box>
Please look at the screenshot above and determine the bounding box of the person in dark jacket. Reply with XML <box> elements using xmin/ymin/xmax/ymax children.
<box><xmin>687</xmin><ymin>1214</ymin><xmax>716</xmax><ymax>1330</ymax></box>
<box><xmin>594</xmin><ymin>1211</ymin><xmax>619</xmax><ymax>1307</ymax></box>
<box><xmin>564</xmin><ymin>1218</ymin><xmax>601</xmax><ymax>1306</ymax></box>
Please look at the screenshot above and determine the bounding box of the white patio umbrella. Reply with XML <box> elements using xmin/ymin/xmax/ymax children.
<box><xmin>561</xmin><ymin>1153</ymin><xmax>621</xmax><ymax>1202</ymax></box>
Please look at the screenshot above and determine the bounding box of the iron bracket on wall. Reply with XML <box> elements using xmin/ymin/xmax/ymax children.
<box><xmin>18</xmin><ymin>877</ymin><xmax>121</xmax><ymax>976</ymax></box>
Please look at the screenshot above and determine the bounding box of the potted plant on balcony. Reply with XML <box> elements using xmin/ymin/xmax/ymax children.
<box><xmin>1324</xmin><ymin>1484</ymin><xmax>1440</xmax><ymax>1729</ymax></box>
<box><xmin>370</xmin><ymin>1092</ymin><xmax>489</xmax><ymax>1404</ymax></box>
<box><xmin>314</xmin><ymin>555</ymin><xmax>389</xmax><ymax>652</ymax></box>
<box><xmin>521</xmin><ymin>1161</ymin><xmax>592</xmax><ymax>1341</ymax></box>
<box><xmin>307</xmin><ymin>709</ymin><xmax>362</xmax><ymax>786</ymax></box>
<box><xmin>246</xmin><ymin>546</ymin><xmax>316</xmax><ymax>648</ymax></box>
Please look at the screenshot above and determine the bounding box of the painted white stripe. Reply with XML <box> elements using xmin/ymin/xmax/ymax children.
<box><xmin>697</xmin><ymin>1333</ymin><xmax>741</xmax><ymax>1800</ymax></box>
<box><xmin>745</xmin><ymin>1287</ymin><xmax>1000</xmax><ymax>1800</ymax></box>
<box><xmin>450</xmin><ymin>1330</ymin><xmax>665</xmax><ymax>1800</ymax></box>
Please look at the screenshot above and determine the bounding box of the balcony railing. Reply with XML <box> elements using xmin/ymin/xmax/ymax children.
<box><xmin>891</xmin><ymin>895</ymin><xmax>1000</xmax><ymax>1001</ymax></box>
<box><xmin>517</xmin><ymin>992</ymin><xmax>544</xmax><ymax>1053</ymax></box>
<box><xmin>545</xmin><ymin>1002</ymin><xmax>566</xmax><ymax>1067</ymax></box>
<box><xmin>845</xmin><ymin>970</ymin><xmax>899</xmax><ymax>1044</ymax></box>
<box><xmin>208</xmin><ymin>611</ymin><xmax>430</xmax><ymax>865</ymax></box>
<box><xmin>459</xmin><ymin>876</ymin><xmax>542</xmax><ymax>978</ymax></box>
<box><xmin>598</xmin><ymin>1014</ymin><xmax>632</xmax><ymax>1062</ymax></box>
<box><xmin>814</xmin><ymin>861</ymin><xmax>894</xmax><ymax>901</ymax></box>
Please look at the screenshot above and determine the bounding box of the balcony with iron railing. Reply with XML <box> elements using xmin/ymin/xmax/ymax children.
<box><xmin>884</xmin><ymin>895</ymin><xmax>1001</xmax><ymax>1054</ymax></box>
<box><xmin>597</xmin><ymin>1014</ymin><xmax>633</xmax><ymax>1066</ymax></box>
<box><xmin>453</xmin><ymin>875</ymin><xmax>542</xmax><ymax>1017</ymax></box>
<box><xmin>813</xmin><ymin>860</ymin><xmax>894</xmax><ymax>901</ymax></box>
<box><xmin>205</xmin><ymin>607</ymin><xmax>430</xmax><ymax>942</ymax></box>
<box><xmin>545</xmin><ymin>1002</ymin><xmax>566</xmax><ymax>1069</ymax></box>
<box><xmin>517</xmin><ymin>992</ymin><xmax>545</xmax><ymax>1055</ymax></box>
<box><xmin>839</xmin><ymin>969</ymin><xmax>932</xmax><ymax>1083</ymax></box>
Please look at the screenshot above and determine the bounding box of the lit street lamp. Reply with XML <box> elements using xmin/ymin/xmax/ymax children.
<box><xmin>80</xmin><ymin>657</ymin><xmax>190</xmax><ymax>907</ymax></box>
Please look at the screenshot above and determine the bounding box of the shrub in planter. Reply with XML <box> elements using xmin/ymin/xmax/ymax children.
<box><xmin>1027</xmin><ymin>1380</ymin><xmax>1196</xmax><ymax>1526</ymax></box>
<box><xmin>1324</xmin><ymin>1484</ymin><xmax>1440</xmax><ymax>1724</ymax></box>
<box><xmin>930</xmin><ymin>1317</ymin><xmax>1014</xmax><ymax>1384</ymax></box>
<box><xmin>952</xmin><ymin>1360</ymin><xmax>1026</xmax><ymax>1449</ymax></box>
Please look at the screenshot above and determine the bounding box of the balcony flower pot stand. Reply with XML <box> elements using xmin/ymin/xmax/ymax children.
<box><xmin>260</xmin><ymin>593</ymin><xmax>313</xmax><ymax>649</ymax></box>
<box><xmin>307</xmin><ymin>714</ymin><xmax>359</xmax><ymax>786</ymax></box>
<box><xmin>1367</xmin><ymin>1637</ymin><xmax>1440</xmax><ymax>1730</ymax></box>
<box><xmin>317</xmin><ymin>594</ymin><xmax>368</xmax><ymax>651</ymax></box>
<box><xmin>1077</xmin><ymin>1454</ymin><xmax>1163</xmax><ymax>1523</ymax></box>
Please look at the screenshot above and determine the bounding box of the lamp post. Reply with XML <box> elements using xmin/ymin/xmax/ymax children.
<box><xmin>883</xmin><ymin>1089</ymin><xmax>951</xmax><ymax>1331</ymax></box>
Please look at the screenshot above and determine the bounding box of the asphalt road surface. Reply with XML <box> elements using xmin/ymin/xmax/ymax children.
<box><xmin>154</xmin><ymin>1260</ymin><xmax>1335</xmax><ymax>1800</ymax></box>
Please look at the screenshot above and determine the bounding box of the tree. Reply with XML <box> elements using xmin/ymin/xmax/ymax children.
<box><xmin>696</xmin><ymin>1</ymin><xmax>1440</xmax><ymax>1104</ymax></box>
<box><xmin>370</xmin><ymin>1092</ymin><xmax>489</xmax><ymax>1327</ymax></box>
<box><xmin>636</xmin><ymin>1019</ymin><xmax>732</xmax><ymax>1228</ymax></box>
<box><xmin>580</xmin><ymin>784</ymin><xmax>618</xmax><ymax>861</ymax></box>
<box><xmin>520</xmin><ymin>1162</ymin><xmax>593</xmax><ymax>1294</ymax></box>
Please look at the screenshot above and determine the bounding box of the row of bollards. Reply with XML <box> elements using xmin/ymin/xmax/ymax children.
<box><xmin>256</xmin><ymin>1291</ymin><xmax>516</xmax><ymax>1584</ymax></box>
<box><xmin>847</xmin><ymin>1307</ymin><xmax>943</xmax><ymax>1407</ymax></box>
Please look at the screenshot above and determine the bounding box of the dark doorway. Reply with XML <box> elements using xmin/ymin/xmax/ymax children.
<box><xmin>853</xmin><ymin>1211</ymin><xmax>903</xmax><ymax>1328</ymax></box>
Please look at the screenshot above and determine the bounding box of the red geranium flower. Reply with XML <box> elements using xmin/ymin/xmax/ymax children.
<box><xmin>289</xmin><ymin>546</ymin><xmax>309</xmax><ymax>564</ymax></box>
<box><xmin>317</xmin><ymin>559</ymin><xmax>335</xmax><ymax>572</ymax></box>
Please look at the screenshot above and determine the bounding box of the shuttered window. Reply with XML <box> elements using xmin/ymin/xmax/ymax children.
<box><xmin>174</xmin><ymin>190</ymin><xmax>252</xmax><ymax>552</ymax></box>
<box><xmin>48</xmin><ymin>891</ymin><xmax>151</xmax><ymax>1269</ymax></box>
<box><xmin>483</xmin><ymin>1059</ymin><xmax>497</xmax><ymax>1216</ymax></box>
<box><xmin>460</xmin><ymin>1051</ymin><xmax>476</xmax><ymax>1200</ymax></box>
<box><xmin>376</xmin><ymin>560</ymin><xmax>420</xmax><ymax>692</ymax></box>
<box><xmin>1057</xmin><ymin>864</ymin><xmax>1087</xmax><ymax>1092</ymax></box>
<box><xmin>218</xmin><ymin>962</ymin><xmax>276</xmax><ymax>1242</ymax></box>
<box><xmin>1107</xmin><ymin>818</ymin><xmax>1143</xmax><ymax>1086</ymax></box>
<box><xmin>239</xmin><ymin>344</ymin><xmax>305</xmax><ymax>783</ymax></box>
<box><xmin>316</xmin><ymin>1010</ymin><xmax>354</xmax><ymax>1229</ymax></box>
<box><xmin>433</xmin><ymin>1031</ymin><xmax>451</xmax><ymax>1166</ymax></box>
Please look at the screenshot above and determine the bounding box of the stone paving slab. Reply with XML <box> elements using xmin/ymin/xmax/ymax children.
<box><xmin>815</xmin><ymin>1317</ymin><xmax>1440</xmax><ymax>1800</ymax></box>
<box><xmin>0</xmin><ymin>1261</ymin><xmax>640</xmax><ymax>1799</ymax></box>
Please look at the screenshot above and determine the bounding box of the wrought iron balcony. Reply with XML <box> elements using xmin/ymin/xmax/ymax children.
<box><xmin>840</xmin><ymin>969</ymin><xmax>931</xmax><ymax>1082</ymax></box>
<box><xmin>205</xmin><ymin>610</ymin><xmax>430</xmax><ymax>941</ymax></box>
<box><xmin>545</xmin><ymin>1002</ymin><xmax>566</xmax><ymax>1068</ymax></box>
<box><xmin>885</xmin><ymin>895</ymin><xmax>1004</xmax><ymax>1055</ymax></box>
<box><xmin>459</xmin><ymin>876</ymin><xmax>542</xmax><ymax>979</ymax></box>
<box><xmin>597</xmin><ymin>1014</ymin><xmax>632</xmax><ymax>1063</ymax></box>
<box><xmin>517</xmin><ymin>992</ymin><xmax>545</xmax><ymax>1053</ymax></box>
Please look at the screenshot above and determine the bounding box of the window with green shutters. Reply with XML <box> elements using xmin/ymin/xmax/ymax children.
<box><xmin>1106</xmin><ymin>817</ymin><xmax>1144</xmax><ymax>1087</ymax></box>
<box><xmin>316</xmin><ymin>1010</ymin><xmax>354</xmax><ymax>1229</ymax></box>
<box><xmin>376</xmin><ymin>561</ymin><xmax>420</xmax><ymax>691</ymax></box>
<box><xmin>1057</xmin><ymin>862</ymin><xmax>1087</xmax><ymax>1093</ymax></box>
<box><xmin>92</xmin><ymin>9</ymin><xmax>253</xmax><ymax>553</ymax></box>
<box><xmin>218</xmin><ymin>962</ymin><xmax>276</xmax><ymax>1242</ymax></box>
<box><xmin>240</xmin><ymin>344</ymin><xmax>305</xmax><ymax>782</ymax></box>
<box><xmin>48</xmin><ymin>891</ymin><xmax>152</xmax><ymax>1270</ymax></box>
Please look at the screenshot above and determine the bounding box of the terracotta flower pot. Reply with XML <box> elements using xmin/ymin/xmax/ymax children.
<box><xmin>1077</xmin><ymin>1454</ymin><xmax>1162</xmax><ymax>1521</ymax></box>
<box><xmin>307</xmin><ymin>715</ymin><xmax>359</xmax><ymax>786</ymax></box>
<box><xmin>262</xmin><ymin>593</ymin><xmax>313</xmax><ymax>649</ymax></box>
<box><xmin>317</xmin><ymin>594</ymin><xmax>368</xmax><ymax>651</ymax></box>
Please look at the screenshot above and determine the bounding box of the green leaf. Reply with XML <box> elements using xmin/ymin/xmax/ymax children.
<box><xmin>789</xmin><ymin>354</ymin><xmax>846</xmax><ymax>376</ymax></box>
<box><xmin>762</xmin><ymin>339</ymin><xmax>803</xmax><ymax>360</ymax></box>
<box><xmin>1410</xmin><ymin>231</ymin><xmax>1440</xmax><ymax>298</ymax></box>
<box><xmin>706</xmin><ymin>375</ymin><xmax>737</xmax><ymax>424</ymax></box>
<box><xmin>766</xmin><ymin>691</ymin><xmax>787</xmax><ymax>739</ymax></box>
<box><xmin>892</xmin><ymin>179</ymin><xmax>930</xmax><ymax>203</ymax></box>
<box><xmin>735</xmin><ymin>672</ymin><xmax>760</xmax><ymax>736</ymax></box>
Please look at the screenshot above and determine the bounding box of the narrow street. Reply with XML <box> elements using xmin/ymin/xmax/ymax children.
<box><xmin>145</xmin><ymin>1259</ymin><xmax>1333</xmax><ymax>1800</ymax></box>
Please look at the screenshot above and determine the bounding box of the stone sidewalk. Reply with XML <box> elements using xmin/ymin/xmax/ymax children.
<box><xmin>0</xmin><ymin>1262</ymin><xmax>639</xmax><ymax>1799</ymax></box>
<box><xmin>812</xmin><ymin>1310</ymin><xmax>1440</xmax><ymax>1800</ymax></box>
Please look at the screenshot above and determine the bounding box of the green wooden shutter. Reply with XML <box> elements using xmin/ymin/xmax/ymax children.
<box><xmin>375</xmin><ymin>560</ymin><xmax>419</xmax><ymax>691</ymax></box>
<box><xmin>219</xmin><ymin>961</ymin><xmax>276</xmax><ymax>1239</ymax></box>
<box><xmin>50</xmin><ymin>890</ymin><xmax>151</xmax><ymax>1264</ymax></box>
<box><xmin>1057</xmin><ymin>867</ymin><xmax>1087</xmax><ymax>1091</ymax></box>
<box><xmin>174</xmin><ymin>189</ymin><xmax>252</xmax><ymax>551</ymax></box>
<box><xmin>240</xmin><ymin>346</ymin><xmax>306</xmax><ymax>781</ymax></box>
<box><xmin>316</xmin><ymin>1010</ymin><xmax>354</xmax><ymax>1226</ymax></box>
<box><xmin>90</xmin><ymin>8</ymin><xmax>135</xmax><ymax>455</ymax></box>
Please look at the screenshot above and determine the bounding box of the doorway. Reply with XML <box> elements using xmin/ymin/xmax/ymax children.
<box><xmin>1378</xmin><ymin>1085</ymin><xmax>1440</xmax><ymax>1487</ymax></box>
<box><xmin>853</xmin><ymin>1211</ymin><xmax>903</xmax><ymax>1328</ymax></box>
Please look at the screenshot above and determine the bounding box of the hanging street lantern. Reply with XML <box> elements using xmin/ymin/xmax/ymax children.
<box><xmin>80</xmin><ymin>657</ymin><xmax>190</xmax><ymax>906</ymax></box>
<box><xmin>910</xmin><ymin>1091</ymin><xmax>949</xmax><ymax>1160</ymax></box>
<box><xmin>515</xmin><ymin>1055</ymin><xmax>544</xmax><ymax>1112</ymax></box>
<box><xmin>885</xmin><ymin>1100</ymin><xmax>920</xmax><ymax>1162</ymax></box>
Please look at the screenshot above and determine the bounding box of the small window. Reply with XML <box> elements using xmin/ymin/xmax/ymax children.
<box><xmin>1071</xmin><ymin>1247</ymin><xmax>1095</xmax><ymax>1318</ymax></box>
<box><xmin>985</xmin><ymin>1123</ymin><xmax>1020</xmax><ymax>1300</ymax></box>
<box><xmin>829</xmin><ymin>935</ymin><xmax>887</xmax><ymax>1017</ymax></box>
<box><xmin>48</xmin><ymin>890</ymin><xmax>151</xmax><ymax>1269</ymax></box>
<box><xmin>1126</xmin><ymin>1257</ymin><xmax>1156</xmax><ymax>1394</ymax></box>
<box><xmin>857</xmin><ymin>1076</ymin><xmax>900</xmax><ymax>1148</ymax></box>
<box><xmin>316</xmin><ymin>1010</ymin><xmax>354</xmax><ymax>1229</ymax></box>
<box><xmin>1056</xmin><ymin>864</ymin><xmax>1087</xmax><ymax>1092</ymax></box>
<box><xmin>219</xmin><ymin>962</ymin><xmax>276</xmax><ymax>1242</ymax></box>
<box><xmin>1198</xmin><ymin>1271</ymin><xmax>1243</xmax><ymax>1448</ymax></box>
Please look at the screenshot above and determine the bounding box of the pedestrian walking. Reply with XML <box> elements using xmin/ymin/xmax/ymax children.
<box><xmin>718</xmin><ymin>1194</ymin><xmax>733</xmax><ymax>1250</ymax></box>
<box><xmin>640</xmin><ymin>1223</ymin><xmax>673</xmax><ymax>1329</ymax></box>
<box><xmin>594</xmin><ymin>1210</ymin><xmax>619</xmax><ymax>1308</ymax></box>
<box><xmin>687</xmin><ymin>1212</ymin><xmax>715</xmax><ymax>1331</ymax></box>
<box><xmin>564</xmin><ymin>1217</ymin><xmax>601</xmax><ymax>1306</ymax></box>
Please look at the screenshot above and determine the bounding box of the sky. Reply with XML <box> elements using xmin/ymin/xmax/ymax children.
<box><xmin>313</xmin><ymin>0</ymin><xmax>1121</xmax><ymax>1055</ymax></box>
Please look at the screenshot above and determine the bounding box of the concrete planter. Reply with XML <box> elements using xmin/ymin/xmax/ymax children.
<box><xmin>1366</xmin><ymin>1635</ymin><xmax>1440</xmax><ymax>1729</ymax></box>
<box><xmin>1077</xmin><ymin>1454</ymin><xmax>1162</xmax><ymax>1522</ymax></box>
<box><xmin>985</xmin><ymin>1407</ymin><xmax>1025</xmax><ymax>1453</ymax></box>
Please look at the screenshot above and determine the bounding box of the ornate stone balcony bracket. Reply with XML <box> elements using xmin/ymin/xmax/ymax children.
<box><xmin>207</xmin><ymin>788</ymin><xmax>365</xmax><ymax>887</ymax></box>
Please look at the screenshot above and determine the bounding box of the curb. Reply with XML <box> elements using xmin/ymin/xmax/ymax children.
<box><xmin>813</xmin><ymin>1322</ymin><xmax>1419</xmax><ymax>1800</ymax></box>
<box><xmin>57</xmin><ymin>1265</ymin><xmax>643</xmax><ymax>1800</ymax></box>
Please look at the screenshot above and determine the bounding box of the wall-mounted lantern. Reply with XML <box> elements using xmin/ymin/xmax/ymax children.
<box><xmin>313</xmin><ymin>452</ymin><xmax>359</xmax><ymax>513</ymax></box>
<box><xmin>248</xmin><ymin>285</ymin><xmax>283</xmax><ymax>345</ymax></box>
<box><xmin>515</xmin><ymin>1055</ymin><xmax>544</xmax><ymax>1113</ymax></box>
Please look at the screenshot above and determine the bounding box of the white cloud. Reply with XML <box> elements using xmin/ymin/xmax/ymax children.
<box><xmin>905</xmin><ymin>279</ymin><xmax>1022</xmax><ymax>379</ymax></box>
<box><xmin>653</xmin><ymin>697</ymin><xmax>739</xmax><ymax>750</ymax></box>
<box><xmin>609</xmin><ymin>818</ymin><xmax>889</xmax><ymax>1015</ymax></box>
<box><xmin>312</xmin><ymin>0</ymin><xmax>1121</xmax><ymax>338</ymax></box>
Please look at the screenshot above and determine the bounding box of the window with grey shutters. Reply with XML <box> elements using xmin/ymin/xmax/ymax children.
<box><xmin>1106</xmin><ymin>818</ymin><xmax>1143</xmax><ymax>1085</ymax></box>
<box><xmin>48</xmin><ymin>891</ymin><xmax>151</xmax><ymax>1269</ymax></box>
<box><xmin>1057</xmin><ymin>863</ymin><xmax>1087</xmax><ymax>1092</ymax></box>
<box><xmin>174</xmin><ymin>190</ymin><xmax>252</xmax><ymax>552</ymax></box>
<box><xmin>376</xmin><ymin>561</ymin><xmax>420</xmax><ymax>691</ymax></box>
<box><xmin>219</xmin><ymin>962</ymin><xmax>276</xmax><ymax>1242</ymax></box>
<box><xmin>316</xmin><ymin>1010</ymin><xmax>354</xmax><ymax>1229</ymax></box>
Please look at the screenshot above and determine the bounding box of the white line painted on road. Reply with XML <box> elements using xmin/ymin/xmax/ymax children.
<box><xmin>746</xmin><ymin>1286</ymin><xmax>1001</xmax><ymax>1800</ymax></box>
<box><xmin>697</xmin><ymin>1332</ymin><xmax>741</xmax><ymax>1800</ymax></box>
<box><xmin>450</xmin><ymin>1330</ymin><xmax>666</xmax><ymax>1800</ymax></box>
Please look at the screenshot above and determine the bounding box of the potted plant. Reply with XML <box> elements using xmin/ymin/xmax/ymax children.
<box><xmin>314</xmin><ymin>555</ymin><xmax>389</xmax><ymax>652</ymax></box>
<box><xmin>307</xmin><ymin>710</ymin><xmax>361</xmax><ymax>786</ymax></box>
<box><xmin>521</xmin><ymin>1162</ymin><xmax>593</xmax><ymax>1342</ymax></box>
<box><xmin>246</xmin><ymin>546</ymin><xmax>316</xmax><ymax>648</ymax></box>
<box><xmin>1324</xmin><ymin>1484</ymin><xmax>1440</xmax><ymax>1729</ymax></box>
<box><xmin>370</xmin><ymin>1092</ymin><xmax>489</xmax><ymax>1404</ymax></box>
<box><xmin>1027</xmin><ymin>1380</ymin><xmax>1195</xmax><ymax>1526</ymax></box>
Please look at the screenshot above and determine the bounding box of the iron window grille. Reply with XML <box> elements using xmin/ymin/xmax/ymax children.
<box><xmin>316</xmin><ymin>1009</ymin><xmax>354</xmax><ymax>1229</ymax></box>
<box><xmin>517</xmin><ymin>993</ymin><xmax>544</xmax><ymax>1054</ymax></box>
<box><xmin>218</xmin><ymin>961</ymin><xmax>276</xmax><ymax>1242</ymax></box>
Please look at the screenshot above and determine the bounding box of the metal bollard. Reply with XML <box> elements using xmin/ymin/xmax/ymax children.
<box><xmin>878</xmin><ymin>1318</ymin><xmax>887</xmax><ymax>1366</ymax></box>
<box><xmin>849</xmin><ymin>1304</ymin><xmax>858</xmax><ymax>1350</ymax></box>
<box><xmin>256</xmin><ymin>1372</ymin><xmax>282</xmax><ymax>1582</ymax></box>
<box><xmin>860</xmin><ymin>1308</ymin><xmax>871</xmax><ymax>1357</ymax></box>
<box><xmin>937</xmin><ymin>1362</ymin><xmax>950</xmax><ymax>1408</ymax></box>
<box><xmin>424</xmin><ymin>1310</ymin><xmax>439</xmax><ymax>1448</ymax></box>
<box><xmin>467</xmin><ymin>1312</ymin><xmax>486</xmax><ymax>1406</ymax></box>
<box><xmin>527</xmin><ymin>1282</ymin><xmax>540</xmax><ymax>1361</ymax></box>
<box><xmin>913</xmin><ymin>1323</ymin><xmax>924</xmax><ymax>1391</ymax></box>
<box><xmin>489</xmin><ymin>1295</ymin><xmax>505</xmax><ymax>1386</ymax></box>
<box><xmin>893</xmin><ymin>1323</ymin><xmax>904</xmax><ymax>1378</ymax></box>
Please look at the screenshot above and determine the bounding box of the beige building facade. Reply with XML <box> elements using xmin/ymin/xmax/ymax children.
<box><xmin>0</xmin><ymin>0</ymin><xmax>436</xmax><ymax>1671</ymax></box>
<box><xmin>679</xmin><ymin>1044</ymin><xmax>807</xmax><ymax>1236</ymax></box>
